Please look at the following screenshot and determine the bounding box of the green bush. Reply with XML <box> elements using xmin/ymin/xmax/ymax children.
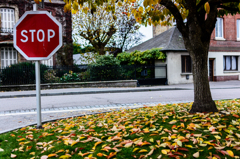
<box><xmin>88</xmin><ymin>55</ymin><xmax>122</xmax><ymax>81</ymax></box>
<box><xmin>43</xmin><ymin>70</ymin><xmax>60</xmax><ymax>83</ymax></box>
<box><xmin>0</xmin><ymin>62</ymin><xmax>48</xmax><ymax>85</ymax></box>
<box><xmin>59</xmin><ymin>70</ymin><xmax>91</xmax><ymax>83</ymax></box>
<box><xmin>117</xmin><ymin>48</ymin><xmax>166</xmax><ymax>65</ymax></box>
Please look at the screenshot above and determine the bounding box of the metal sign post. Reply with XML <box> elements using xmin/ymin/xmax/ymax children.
<box><xmin>33</xmin><ymin>2</ymin><xmax>42</xmax><ymax>129</ymax></box>
<box><xmin>13</xmin><ymin>2</ymin><xmax>62</xmax><ymax>129</ymax></box>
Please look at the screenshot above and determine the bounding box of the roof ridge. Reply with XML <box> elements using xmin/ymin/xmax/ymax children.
<box><xmin>165</xmin><ymin>26</ymin><xmax>177</xmax><ymax>49</ymax></box>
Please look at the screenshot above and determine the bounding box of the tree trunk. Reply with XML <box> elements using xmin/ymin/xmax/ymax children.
<box><xmin>98</xmin><ymin>46</ymin><xmax>105</xmax><ymax>55</ymax></box>
<box><xmin>189</xmin><ymin>47</ymin><xmax>218</xmax><ymax>113</ymax></box>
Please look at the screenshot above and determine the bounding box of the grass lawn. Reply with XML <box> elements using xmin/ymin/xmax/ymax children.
<box><xmin>0</xmin><ymin>99</ymin><xmax>240</xmax><ymax>159</ymax></box>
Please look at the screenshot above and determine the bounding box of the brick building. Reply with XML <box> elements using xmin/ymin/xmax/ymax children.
<box><xmin>129</xmin><ymin>14</ymin><xmax>240</xmax><ymax>84</ymax></box>
<box><xmin>0</xmin><ymin>0</ymin><xmax>72</xmax><ymax>69</ymax></box>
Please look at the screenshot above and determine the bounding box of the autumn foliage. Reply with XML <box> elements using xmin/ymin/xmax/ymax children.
<box><xmin>1</xmin><ymin>100</ymin><xmax>240</xmax><ymax>158</ymax></box>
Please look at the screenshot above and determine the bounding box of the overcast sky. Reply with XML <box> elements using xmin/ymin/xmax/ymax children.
<box><xmin>139</xmin><ymin>25</ymin><xmax>153</xmax><ymax>43</ymax></box>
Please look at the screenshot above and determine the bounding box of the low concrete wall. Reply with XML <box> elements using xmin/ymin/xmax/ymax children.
<box><xmin>0</xmin><ymin>80</ymin><xmax>138</xmax><ymax>91</ymax></box>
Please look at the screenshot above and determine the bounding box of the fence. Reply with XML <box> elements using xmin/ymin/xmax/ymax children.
<box><xmin>0</xmin><ymin>64</ymin><xmax>167</xmax><ymax>86</ymax></box>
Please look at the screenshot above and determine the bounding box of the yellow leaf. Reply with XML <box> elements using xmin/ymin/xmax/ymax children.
<box><xmin>29</xmin><ymin>152</ymin><xmax>35</xmax><ymax>155</ymax></box>
<box><xmin>185</xmin><ymin>145</ymin><xmax>193</xmax><ymax>148</ymax></box>
<box><xmin>71</xmin><ymin>141</ymin><xmax>78</xmax><ymax>147</ymax></box>
<box><xmin>204</xmin><ymin>2</ymin><xmax>210</xmax><ymax>14</ymax></box>
<box><xmin>92</xmin><ymin>141</ymin><xmax>102</xmax><ymax>150</ymax></box>
<box><xmin>59</xmin><ymin>154</ymin><xmax>71</xmax><ymax>159</ymax></box>
<box><xmin>161</xmin><ymin>149</ymin><xmax>170</xmax><ymax>155</ymax></box>
<box><xmin>133</xmin><ymin>148</ymin><xmax>139</xmax><ymax>152</ymax></box>
<box><xmin>139</xmin><ymin>149</ymin><xmax>148</xmax><ymax>153</ymax></box>
<box><xmin>214</xmin><ymin>135</ymin><xmax>221</xmax><ymax>140</ymax></box>
<box><xmin>227</xmin><ymin>150</ymin><xmax>234</xmax><ymax>157</ymax></box>
<box><xmin>149</xmin><ymin>138</ymin><xmax>154</xmax><ymax>143</ymax></box>
<box><xmin>17</xmin><ymin>138</ymin><xmax>26</xmax><ymax>142</ymax></box>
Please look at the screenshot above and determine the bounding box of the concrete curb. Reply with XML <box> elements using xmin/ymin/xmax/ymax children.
<box><xmin>1</xmin><ymin>86</ymin><xmax>240</xmax><ymax>99</ymax></box>
<box><xmin>0</xmin><ymin>87</ymin><xmax>190</xmax><ymax>98</ymax></box>
<box><xmin>0</xmin><ymin>110</ymin><xmax>113</xmax><ymax>134</ymax></box>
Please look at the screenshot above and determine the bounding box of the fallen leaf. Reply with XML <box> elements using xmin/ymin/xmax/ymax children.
<box><xmin>226</xmin><ymin>150</ymin><xmax>234</xmax><ymax>157</ymax></box>
<box><xmin>133</xmin><ymin>148</ymin><xmax>139</xmax><ymax>152</ymax></box>
<box><xmin>193</xmin><ymin>152</ymin><xmax>199</xmax><ymax>158</ymax></box>
<box><xmin>48</xmin><ymin>154</ymin><xmax>57</xmax><ymax>158</ymax></box>
<box><xmin>59</xmin><ymin>154</ymin><xmax>71</xmax><ymax>159</ymax></box>
<box><xmin>40</xmin><ymin>155</ymin><xmax>48</xmax><ymax>159</ymax></box>
<box><xmin>161</xmin><ymin>149</ymin><xmax>170</xmax><ymax>154</ymax></box>
<box><xmin>139</xmin><ymin>149</ymin><xmax>148</xmax><ymax>153</ymax></box>
<box><xmin>11</xmin><ymin>154</ymin><xmax>17</xmax><ymax>158</ymax></box>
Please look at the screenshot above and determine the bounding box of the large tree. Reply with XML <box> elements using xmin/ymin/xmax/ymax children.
<box><xmin>60</xmin><ymin>0</ymin><xmax>240</xmax><ymax>113</ymax></box>
<box><xmin>71</xmin><ymin>1</ymin><xmax>140</xmax><ymax>55</ymax></box>
<box><xmin>106</xmin><ymin>3</ymin><xmax>144</xmax><ymax>55</ymax></box>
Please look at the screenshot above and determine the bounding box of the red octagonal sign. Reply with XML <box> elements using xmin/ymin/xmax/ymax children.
<box><xmin>14</xmin><ymin>11</ymin><xmax>62</xmax><ymax>60</ymax></box>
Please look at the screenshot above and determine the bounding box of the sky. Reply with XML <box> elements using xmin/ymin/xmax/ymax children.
<box><xmin>139</xmin><ymin>25</ymin><xmax>153</xmax><ymax>43</ymax></box>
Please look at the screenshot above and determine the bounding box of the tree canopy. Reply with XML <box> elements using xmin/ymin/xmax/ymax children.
<box><xmin>71</xmin><ymin>1</ymin><xmax>142</xmax><ymax>55</ymax></box>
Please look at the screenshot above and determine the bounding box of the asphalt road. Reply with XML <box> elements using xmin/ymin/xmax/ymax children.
<box><xmin>0</xmin><ymin>88</ymin><xmax>240</xmax><ymax>133</ymax></box>
<box><xmin>0</xmin><ymin>88</ymin><xmax>239</xmax><ymax>112</ymax></box>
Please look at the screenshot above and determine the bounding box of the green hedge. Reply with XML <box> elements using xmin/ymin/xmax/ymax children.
<box><xmin>116</xmin><ymin>48</ymin><xmax>166</xmax><ymax>65</ymax></box>
<box><xmin>87</xmin><ymin>55</ymin><xmax>122</xmax><ymax>81</ymax></box>
<box><xmin>0</xmin><ymin>62</ymin><xmax>48</xmax><ymax>85</ymax></box>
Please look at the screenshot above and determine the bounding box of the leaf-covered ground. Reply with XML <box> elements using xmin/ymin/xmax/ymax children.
<box><xmin>0</xmin><ymin>99</ymin><xmax>240</xmax><ymax>159</ymax></box>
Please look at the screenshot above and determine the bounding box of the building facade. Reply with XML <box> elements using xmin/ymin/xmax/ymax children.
<box><xmin>0</xmin><ymin>0</ymin><xmax>72</xmax><ymax>69</ymax></box>
<box><xmin>129</xmin><ymin>14</ymin><xmax>240</xmax><ymax>84</ymax></box>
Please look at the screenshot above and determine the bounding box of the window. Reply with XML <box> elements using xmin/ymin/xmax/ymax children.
<box><xmin>223</xmin><ymin>56</ymin><xmax>238</xmax><ymax>71</ymax></box>
<box><xmin>237</xmin><ymin>19</ymin><xmax>240</xmax><ymax>40</ymax></box>
<box><xmin>41</xmin><ymin>56</ymin><xmax>53</xmax><ymax>66</ymax></box>
<box><xmin>0</xmin><ymin>8</ymin><xmax>15</xmax><ymax>34</ymax></box>
<box><xmin>1</xmin><ymin>47</ymin><xmax>18</xmax><ymax>69</ymax></box>
<box><xmin>181</xmin><ymin>55</ymin><xmax>192</xmax><ymax>73</ymax></box>
<box><xmin>215</xmin><ymin>18</ymin><xmax>223</xmax><ymax>38</ymax></box>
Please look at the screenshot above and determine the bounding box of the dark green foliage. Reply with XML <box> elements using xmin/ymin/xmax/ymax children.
<box><xmin>88</xmin><ymin>55</ymin><xmax>122</xmax><ymax>81</ymax></box>
<box><xmin>0</xmin><ymin>62</ymin><xmax>48</xmax><ymax>85</ymax></box>
<box><xmin>116</xmin><ymin>48</ymin><xmax>166</xmax><ymax>65</ymax></box>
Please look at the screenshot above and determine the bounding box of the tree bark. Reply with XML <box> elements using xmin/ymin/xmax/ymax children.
<box><xmin>188</xmin><ymin>47</ymin><xmax>218</xmax><ymax>113</ymax></box>
<box><xmin>98</xmin><ymin>46</ymin><xmax>105</xmax><ymax>55</ymax></box>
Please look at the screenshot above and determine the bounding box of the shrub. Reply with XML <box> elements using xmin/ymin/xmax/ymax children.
<box><xmin>60</xmin><ymin>71</ymin><xmax>81</xmax><ymax>82</ymax></box>
<box><xmin>88</xmin><ymin>55</ymin><xmax>122</xmax><ymax>81</ymax></box>
<box><xmin>0</xmin><ymin>62</ymin><xmax>48</xmax><ymax>85</ymax></box>
<box><xmin>43</xmin><ymin>70</ymin><xmax>60</xmax><ymax>83</ymax></box>
<box><xmin>117</xmin><ymin>48</ymin><xmax>166</xmax><ymax>65</ymax></box>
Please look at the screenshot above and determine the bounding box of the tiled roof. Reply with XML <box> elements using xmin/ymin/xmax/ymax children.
<box><xmin>127</xmin><ymin>26</ymin><xmax>187</xmax><ymax>52</ymax></box>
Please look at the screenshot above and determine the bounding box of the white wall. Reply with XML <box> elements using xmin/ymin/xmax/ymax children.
<box><xmin>166</xmin><ymin>52</ymin><xmax>193</xmax><ymax>85</ymax></box>
<box><xmin>208</xmin><ymin>52</ymin><xmax>240</xmax><ymax>78</ymax></box>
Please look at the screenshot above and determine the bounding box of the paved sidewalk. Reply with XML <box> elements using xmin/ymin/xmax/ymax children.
<box><xmin>0</xmin><ymin>80</ymin><xmax>240</xmax><ymax>98</ymax></box>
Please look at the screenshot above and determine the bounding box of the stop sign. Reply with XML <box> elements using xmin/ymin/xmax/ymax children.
<box><xmin>14</xmin><ymin>11</ymin><xmax>62</xmax><ymax>60</ymax></box>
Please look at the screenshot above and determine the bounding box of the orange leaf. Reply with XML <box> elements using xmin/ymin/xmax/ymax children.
<box><xmin>48</xmin><ymin>154</ymin><xmax>57</xmax><ymax>157</ymax></box>
<box><xmin>107</xmin><ymin>152</ymin><xmax>117</xmax><ymax>159</ymax></box>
